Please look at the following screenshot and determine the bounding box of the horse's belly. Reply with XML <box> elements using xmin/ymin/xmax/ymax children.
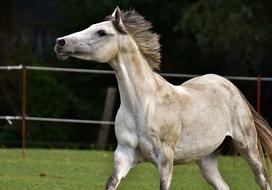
<box><xmin>174</xmin><ymin>126</ymin><xmax>228</xmax><ymax>164</ymax></box>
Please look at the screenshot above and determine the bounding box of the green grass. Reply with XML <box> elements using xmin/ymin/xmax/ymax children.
<box><xmin>0</xmin><ymin>149</ymin><xmax>260</xmax><ymax>190</ymax></box>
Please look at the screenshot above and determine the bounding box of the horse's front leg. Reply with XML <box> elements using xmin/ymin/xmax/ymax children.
<box><xmin>105</xmin><ymin>145</ymin><xmax>139</xmax><ymax>190</ymax></box>
<box><xmin>157</xmin><ymin>147</ymin><xmax>174</xmax><ymax>190</ymax></box>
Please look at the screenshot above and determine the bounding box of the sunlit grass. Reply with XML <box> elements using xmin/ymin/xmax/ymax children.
<box><xmin>0</xmin><ymin>149</ymin><xmax>259</xmax><ymax>190</ymax></box>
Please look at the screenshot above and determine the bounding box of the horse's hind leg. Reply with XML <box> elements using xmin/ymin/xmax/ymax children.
<box><xmin>233</xmin><ymin>126</ymin><xmax>271</xmax><ymax>190</ymax></box>
<box><xmin>196</xmin><ymin>154</ymin><xmax>230</xmax><ymax>190</ymax></box>
<box><xmin>243</xmin><ymin>150</ymin><xmax>271</xmax><ymax>190</ymax></box>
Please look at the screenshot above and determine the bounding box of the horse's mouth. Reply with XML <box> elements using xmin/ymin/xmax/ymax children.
<box><xmin>56</xmin><ymin>51</ymin><xmax>73</xmax><ymax>60</ymax></box>
<box><xmin>54</xmin><ymin>44</ymin><xmax>73</xmax><ymax>60</ymax></box>
<box><xmin>55</xmin><ymin>48</ymin><xmax>73</xmax><ymax>60</ymax></box>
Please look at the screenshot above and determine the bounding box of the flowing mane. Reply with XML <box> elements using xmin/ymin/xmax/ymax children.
<box><xmin>106</xmin><ymin>10</ymin><xmax>161</xmax><ymax>70</ymax></box>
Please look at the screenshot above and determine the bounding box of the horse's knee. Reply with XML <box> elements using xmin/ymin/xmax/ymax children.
<box><xmin>105</xmin><ymin>175</ymin><xmax>119</xmax><ymax>190</ymax></box>
<box><xmin>105</xmin><ymin>146</ymin><xmax>139</xmax><ymax>190</ymax></box>
<box><xmin>113</xmin><ymin>145</ymin><xmax>139</xmax><ymax>178</ymax></box>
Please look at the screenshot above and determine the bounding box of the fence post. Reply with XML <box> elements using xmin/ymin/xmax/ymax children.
<box><xmin>97</xmin><ymin>87</ymin><xmax>117</xmax><ymax>150</ymax></box>
<box><xmin>21</xmin><ymin>66</ymin><xmax>27</xmax><ymax>158</ymax></box>
<box><xmin>257</xmin><ymin>75</ymin><xmax>261</xmax><ymax>114</ymax></box>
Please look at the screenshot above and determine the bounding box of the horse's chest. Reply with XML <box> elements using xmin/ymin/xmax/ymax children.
<box><xmin>116</xmin><ymin>103</ymin><xmax>182</xmax><ymax>163</ymax></box>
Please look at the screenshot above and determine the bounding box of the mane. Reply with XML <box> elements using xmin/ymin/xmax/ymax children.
<box><xmin>106</xmin><ymin>10</ymin><xmax>161</xmax><ymax>70</ymax></box>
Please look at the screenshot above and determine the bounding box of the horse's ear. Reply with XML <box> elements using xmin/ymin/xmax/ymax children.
<box><xmin>111</xmin><ymin>6</ymin><xmax>127</xmax><ymax>34</ymax></box>
<box><xmin>111</xmin><ymin>6</ymin><xmax>120</xmax><ymax>17</ymax></box>
<box><xmin>113</xmin><ymin>7</ymin><xmax>122</xmax><ymax>22</ymax></box>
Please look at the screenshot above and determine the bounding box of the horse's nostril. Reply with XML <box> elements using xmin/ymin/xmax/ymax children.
<box><xmin>57</xmin><ymin>39</ymin><xmax>66</xmax><ymax>47</ymax></box>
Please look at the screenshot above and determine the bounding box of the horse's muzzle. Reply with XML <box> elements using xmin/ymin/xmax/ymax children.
<box><xmin>54</xmin><ymin>40</ymin><xmax>73</xmax><ymax>59</ymax></box>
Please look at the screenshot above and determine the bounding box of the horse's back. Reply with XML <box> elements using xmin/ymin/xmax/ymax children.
<box><xmin>182</xmin><ymin>74</ymin><xmax>235</xmax><ymax>91</ymax></box>
<box><xmin>181</xmin><ymin>74</ymin><xmax>250</xmax><ymax>117</ymax></box>
<box><xmin>181</xmin><ymin>74</ymin><xmax>243</xmax><ymax>107</ymax></box>
<box><xmin>174</xmin><ymin>74</ymin><xmax>252</xmax><ymax>163</ymax></box>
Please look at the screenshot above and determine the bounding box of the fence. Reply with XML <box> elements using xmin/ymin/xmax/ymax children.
<box><xmin>0</xmin><ymin>65</ymin><xmax>271</xmax><ymax>157</ymax></box>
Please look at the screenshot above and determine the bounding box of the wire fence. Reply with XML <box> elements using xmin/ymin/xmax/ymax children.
<box><xmin>0</xmin><ymin>65</ymin><xmax>271</xmax><ymax>155</ymax></box>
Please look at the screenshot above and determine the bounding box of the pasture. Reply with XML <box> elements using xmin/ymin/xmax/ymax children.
<box><xmin>0</xmin><ymin>149</ymin><xmax>259</xmax><ymax>190</ymax></box>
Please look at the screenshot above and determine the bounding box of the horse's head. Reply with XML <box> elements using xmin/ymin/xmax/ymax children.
<box><xmin>55</xmin><ymin>7</ymin><xmax>161</xmax><ymax>69</ymax></box>
<box><xmin>54</xmin><ymin>7</ymin><xmax>126</xmax><ymax>63</ymax></box>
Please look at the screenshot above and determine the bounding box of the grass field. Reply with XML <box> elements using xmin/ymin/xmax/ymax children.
<box><xmin>0</xmin><ymin>149</ymin><xmax>260</xmax><ymax>190</ymax></box>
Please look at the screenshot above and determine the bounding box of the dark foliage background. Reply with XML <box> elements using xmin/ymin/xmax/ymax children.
<box><xmin>0</xmin><ymin>0</ymin><xmax>271</xmax><ymax>149</ymax></box>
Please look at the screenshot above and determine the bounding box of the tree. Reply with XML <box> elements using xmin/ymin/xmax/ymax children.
<box><xmin>178</xmin><ymin>0</ymin><xmax>272</xmax><ymax>75</ymax></box>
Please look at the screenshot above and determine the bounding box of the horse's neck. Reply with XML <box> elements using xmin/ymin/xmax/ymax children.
<box><xmin>110</xmin><ymin>46</ymin><xmax>158</xmax><ymax>112</ymax></box>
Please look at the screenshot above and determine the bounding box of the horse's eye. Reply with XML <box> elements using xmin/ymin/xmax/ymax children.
<box><xmin>97</xmin><ymin>30</ymin><xmax>107</xmax><ymax>37</ymax></box>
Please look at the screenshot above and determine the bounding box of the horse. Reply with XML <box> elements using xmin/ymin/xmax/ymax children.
<box><xmin>54</xmin><ymin>7</ymin><xmax>272</xmax><ymax>190</ymax></box>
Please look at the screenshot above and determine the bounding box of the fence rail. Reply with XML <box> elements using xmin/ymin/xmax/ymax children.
<box><xmin>0</xmin><ymin>116</ymin><xmax>115</xmax><ymax>125</ymax></box>
<box><xmin>1</xmin><ymin>65</ymin><xmax>272</xmax><ymax>81</ymax></box>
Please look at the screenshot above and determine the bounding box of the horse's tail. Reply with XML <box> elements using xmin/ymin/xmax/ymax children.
<box><xmin>242</xmin><ymin>95</ymin><xmax>272</xmax><ymax>183</ymax></box>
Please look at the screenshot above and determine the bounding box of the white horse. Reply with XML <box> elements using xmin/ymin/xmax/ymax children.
<box><xmin>55</xmin><ymin>7</ymin><xmax>272</xmax><ymax>190</ymax></box>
